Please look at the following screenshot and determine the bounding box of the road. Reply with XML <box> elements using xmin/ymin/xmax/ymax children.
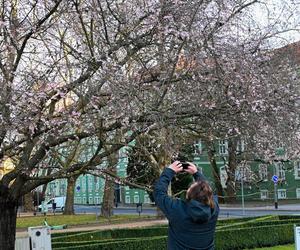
<box><xmin>73</xmin><ymin>205</ymin><xmax>300</xmax><ymax>218</ymax></box>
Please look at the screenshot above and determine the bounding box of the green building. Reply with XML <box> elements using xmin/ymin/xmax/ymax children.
<box><xmin>45</xmin><ymin>140</ymin><xmax>300</xmax><ymax>204</ymax></box>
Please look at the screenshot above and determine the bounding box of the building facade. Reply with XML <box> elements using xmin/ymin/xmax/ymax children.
<box><xmin>44</xmin><ymin>140</ymin><xmax>300</xmax><ymax>204</ymax></box>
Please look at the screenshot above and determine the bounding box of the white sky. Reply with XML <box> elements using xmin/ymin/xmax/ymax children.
<box><xmin>250</xmin><ymin>0</ymin><xmax>300</xmax><ymax>48</ymax></box>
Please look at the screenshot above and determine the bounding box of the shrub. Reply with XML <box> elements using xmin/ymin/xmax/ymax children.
<box><xmin>51</xmin><ymin>216</ymin><xmax>298</xmax><ymax>250</ymax></box>
<box><xmin>52</xmin><ymin>226</ymin><xmax>168</xmax><ymax>242</ymax></box>
<box><xmin>218</xmin><ymin>218</ymin><xmax>300</xmax><ymax>230</ymax></box>
<box><xmin>53</xmin><ymin>236</ymin><xmax>168</xmax><ymax>250</ymax></box>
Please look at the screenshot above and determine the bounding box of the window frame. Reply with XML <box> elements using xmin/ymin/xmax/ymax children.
<box><xmin>125</xmin><ymin>196</ymin><xmax>131</xmax><ymax>204</ymax></box>
<box><xmin>295</xmin><ymin>161</ymin><xmax>300</xmax><ymax>180</ymax></box>
<box><xmin>259</xmin><ymin>164</ymin><xmax>268</xmax><ymax>181</ymax></box>
<box><xmin>260</xmin><ymin>190</ymin><xmax>268</xmax><ymax>200</ymax></box>
<box><xmin>296</xmin><ymin>188</ymin><xmax>300</xmax><ymax>199</ymax></box>
<box><xmin>219</xmin><ymin>140</ymin><xmax>228</xmax><ymax>155</ymax></box>
<box><xmin>274</xmin><ymin>162</ymin><xmax>285</xmax><ymax>180</ymax></box>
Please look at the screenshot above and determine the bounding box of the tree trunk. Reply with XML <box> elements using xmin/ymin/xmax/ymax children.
<box><xmin>0</xmin><ymin>197</ymin><xmax>18</xmax><ymax>250</ymax></box>
<box><xmin>63</xmin><ymin>174</ymin><xmax>79</xmax><ymax>215</ymax></box>
<box><xmin>101</xmin><ymin>152</ymin><xmax>118</xmax><ymax>218</ymax></box>
<box><xmin>225</xmin><ymin>137</ymin><xmax>238</xmax><ymax>203</ymax></box>
<box><xmin>205</xmin><ymin>139</ymin><xmax>225</xmax><ymax>203</ymax></box>
<box><xmin>101</xmin><ymin>176</ymin><xmax>115</xmax><ymax>218</ymax></box>
<box><xmin>41</xmin><ymin>184</ymin><xmax>48</xmax><ymax>200</ymax></box>
<box><xmin>23</xmin><ymin>192</ymin><xmax>34</xmax><ymax>212</ymax></box>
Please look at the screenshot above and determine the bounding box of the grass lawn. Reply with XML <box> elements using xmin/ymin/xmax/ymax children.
<box><xmin>250</xmin><ymin>244</ymin><xmax>294</xmax><ymax>250</ymax></box>
<box><xmin>16</xmin><ymin>214</ymin><xmax>155</xmax><ymax>228</ymax></box>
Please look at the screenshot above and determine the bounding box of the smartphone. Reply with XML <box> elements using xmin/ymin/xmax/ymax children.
<box><xmin>181</xmin><ymin>162</ymin><xmax>190</xmax><ymax>169</ymax></box>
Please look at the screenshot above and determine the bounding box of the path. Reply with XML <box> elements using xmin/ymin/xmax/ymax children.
<box><xmin>16</xmin><ymin>219</ymin><xmax>168</xmax><ymax>238</ymax></box>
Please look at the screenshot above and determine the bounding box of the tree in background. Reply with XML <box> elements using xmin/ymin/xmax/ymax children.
<box><xmin>126</xmin><ymin>133</ymin><xmax>169</xmax><ymax>202</ymax></box>
<box><xmin>127</xmin><ymin>133</ymin><xmax>195</xmax><ymax>200</ymax></box>
<box><xmin>1</xmin><ymin>1</ymin><xmax>300</xmax><ymax>248</ymax></box>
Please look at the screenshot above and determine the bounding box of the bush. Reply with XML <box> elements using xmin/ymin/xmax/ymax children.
<box><xmin>51</xmin><ymin>216</ymin><xmax>298</xmax><ymax>250</ymax></box>
<box><xmin>218</xmin><ymin>218</ymin><xmax>300</xmax><ymax>230</ymax></box>
<box><xmin>53</xmin><ymin>236</ymin><xmax>168</xmax><ymax>250</ymax></box>
<box><xmin>217</xmin><ymin>215</ymin><xmax>275</xmax><ymax>226</ymax></box>
<box><xmin>52</xmin><ymin>226</ymin><xmax>168</xmax><ymax>243</ymax></box>
<box><xmin>216</xmin><ymin>224</ymin><xmax>294</xmax><ymax>250</ymax></box>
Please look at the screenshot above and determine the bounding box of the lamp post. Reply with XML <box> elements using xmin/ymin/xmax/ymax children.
<box><xmin>241</xmin><ymin>172</ymin><xmax>245</xmax><ymax>216</ymax></box>
<box><xmin>236</xmin><ymin>164</ymin><xmax>245</xmax><ymax>216</ymax></box>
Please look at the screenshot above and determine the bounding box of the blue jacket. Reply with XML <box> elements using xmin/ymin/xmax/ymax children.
<box><xmin>154</xmin><ymin>168</ymin><xmax>219</xmax><ymax>250</ymax></box>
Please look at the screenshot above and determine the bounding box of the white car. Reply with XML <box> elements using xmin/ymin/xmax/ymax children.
<box><xmin>38</xmin><ymin>196</ymin><xmax>66</xmax><ymax>212</ymax></box>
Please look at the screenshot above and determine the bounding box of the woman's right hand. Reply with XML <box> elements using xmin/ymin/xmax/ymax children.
<box><xmin>184</xmin><ymin>162</ymin><xmax>198</xmax><ymax>175</ymax></box>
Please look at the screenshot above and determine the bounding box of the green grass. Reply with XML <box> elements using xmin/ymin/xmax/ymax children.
<box><xmin>250</xmin><ymin>244</ymin><xmax>294</xmax><ymax>250</ymax></box>
<box><xmin>16</xmin><ymin>214</ymin><xmax>154</xmax><ymax>228</ymax></box>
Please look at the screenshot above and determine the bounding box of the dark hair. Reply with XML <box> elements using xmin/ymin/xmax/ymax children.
<box><xmin>187</xmin><ymin>181</ymin><xmax>215</xmax><ymax>208</ymax></box>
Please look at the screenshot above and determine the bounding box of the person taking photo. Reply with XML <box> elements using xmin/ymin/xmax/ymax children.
<box><xmin>154</xmin><ymin>161</ymin><xmax>219</xmax><ymax>250</ymax></box>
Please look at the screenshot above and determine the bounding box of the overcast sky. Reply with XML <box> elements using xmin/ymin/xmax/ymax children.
<box><xmin>250</xmin><ymin>0</ymin><xmax>300</xmax><ymax>47</ymax></box>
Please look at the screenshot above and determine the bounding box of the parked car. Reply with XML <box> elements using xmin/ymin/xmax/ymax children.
<box><xmin>38</xmin><ymin>196</ymin><xmax>66</xmax><ymax>212</ymax></box>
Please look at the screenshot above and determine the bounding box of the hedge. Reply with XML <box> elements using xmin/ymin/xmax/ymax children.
<box><xmin>52</xmin><ymin>224</ymin><xmax>296</xmax><ymax>250</ymax></box>
<box><xmin>216</xmin><ymin>215</ymin><xmax>273</xmax><ymax>226</ymax></box>
<box><xmin>218</xmin><ymin>218</ymin><xmax>300</xmax><ymax>230</ymax></box>
<box><xmin>52</xmin><ymin>216</ymin><xmax>269</xmax><ymax>241</ymax></box>
<box><xmin>53</xmin><ymin>236</ymin><xmax>168</xmax><ymax>250</ymax></box>
<box><xmin>52</xmin><ymin>226</ymin><xmax>168</xmax><ymax>243</ymax></box>
<box><xmin>53</xmin><ymin>237</ymin><xmax>139</xmax><ymax>248</ymax></box>
<box><xmin>51</xmin><ymin>216</ymin><xmax>299</xmax><ymax>250</ymax></box>
<box><xmin>215</xmin><ymin>223</ymin><xmax>294</xmax><ymax>250</ymax></box>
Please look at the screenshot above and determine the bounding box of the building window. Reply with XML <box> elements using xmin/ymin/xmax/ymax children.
<box><xmin>76</xmin><ymin>197</ymin><xmax>82</xmax><ymax>204</ymax></box>
<box><xmin>260</xmin><ymin>190</ymin><xmax>268</xmax><ymax>200</ymax></box>
<box><xmin>236</xmin><ymin>164</ymin><xmax>252</xmax><ymax>182</ymax></box>
<box><xmin>144</xmin><ymin>195</ymin><xmax>151</xmax><ymax>204</ymax></box>
<box><xmin>219</xmin><ymin>140</ymin><xmax>228</xmax><ymax>155</ymax></box>
<box><xmin>83</xmin><ymin>197</ymin><xmax>86</xmax><ymax>204</ymax></box>
<box><xmin>277</xmin><ymin>142</ymin><xmax>284</xmax><ymax>149</ymax></box>
<box><xmin>236</xmin><ymin>139</ymin><xmax>245</xmax><ymax>153</ymax></box>
<box><xmin>118</xmin><ymin>148</ymin><xmax>127</xmax><ymax>159</ymax></box>
<box><xmin>295</xmin><ymin>162</ymin><xmax>300</xmax><ymax>180</ymax></box>
<box><xmin>95</xmin><ymin>180</ymin><xmax>100</xmax><ymax>190</ymax></box>
<box><xmin>94</xmin><ymin>197</ymin><xmax>100</xmax><ymax>204</ymax></box>
<box><xmin>88</xmin><ymin>176</ymin><xmax>93</xmax><ymax>192</ymax></box>
<box><xmin>125</xmin><ymin>196</ymin><xmax>130</xmax><ymax>204</ymax></box>
<box><xmin>220</xmin><ymin>166</ymin><xmax>228</xmax><ymax>188</ymax></box>
<box><xmin>194</xmin><ymin>140</ymin><xmax>202</xmax><ymax>155</ymax></box>
<box><xmin>274</xmin><ymin>162</ymin><xmax>285</xmax><ymax>180</ymax></box>
<box><xmin>89</xmin><ymin>197</ymin><xmax>93</xmax><ymax>204</ymax></box>
<box><xmin>82</xmin><ymin>180</ymin><xmax>86</xmax><ymax>193</ymax></box>
<box><xmin>277</xmin><ymin>189</ymin><xmax>287</xmax><ymax>199</ymax></box>
<box><xmin>296</xmin><ymin>188</ymin><xmax>300</xmax><ymax>199</ymax></box>
<box><xmin>259</xmin><ymin>164</ymin><xmax>268</xmax><ymax>181</ymax></box>
<box><xmin>133</xmin><ymin>195</ymin><xmax>140</xmax><ymax>203</ymax></box>
<box><xmin>88</xmin><ymin>184</ymin><xmax>93</xmax><ymax>192</ymax></box>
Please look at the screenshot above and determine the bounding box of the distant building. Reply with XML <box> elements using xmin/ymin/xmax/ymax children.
<box><xmin>0</xmin><ymin>157</ymin><xmax>15</xmax><ymax>180</ymax></box>
<box><xmin>44</xmin><ymin>138</ymin><xmax>300</xmax><ymax>204</ymax></box>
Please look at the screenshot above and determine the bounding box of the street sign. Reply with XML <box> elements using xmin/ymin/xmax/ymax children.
<box><xmin>76</xmin><ymin>186</ymin><xmax>81</xmax><ymax>192</ymax></box>
<box><xmin>272</xmin><ymin>175</ymin><xmax>279</xmax><ymax>183</ymax></box>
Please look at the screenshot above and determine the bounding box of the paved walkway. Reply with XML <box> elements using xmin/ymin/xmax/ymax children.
<box><xmin>16</xmin><ymin>203</ymin><xmax>300</xmax><ymax>238</ymax></box>
<box><xmin>16</xmin><ymin>219</ymin><xmax>168</xmax><ymax>238</ymax></box>
<box><xmin>220</xmin><ymin>203</ymin><xmax>300</xmax><ymax>211</ymax></box>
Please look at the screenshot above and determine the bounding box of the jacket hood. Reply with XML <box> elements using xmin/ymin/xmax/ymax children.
<box><xmin>187</xmin><ymin>199</ymin><xmax>214</xmax><ymax>223</ymax></box>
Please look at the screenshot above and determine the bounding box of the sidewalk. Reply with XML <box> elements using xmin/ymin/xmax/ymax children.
<box><xmin>16</xmin><ymin>218</ymin><xmax>168</xmax><ymax>238</ymax></box>
<box><xmin>220</xmin><ymin>203</ymin><xmax>300</xmax><ymax>211</ymax></box>
<box><xmin>16</xmin><ymin>203</ymin><xmax>300</xmax><ymax>238</ymax></box>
